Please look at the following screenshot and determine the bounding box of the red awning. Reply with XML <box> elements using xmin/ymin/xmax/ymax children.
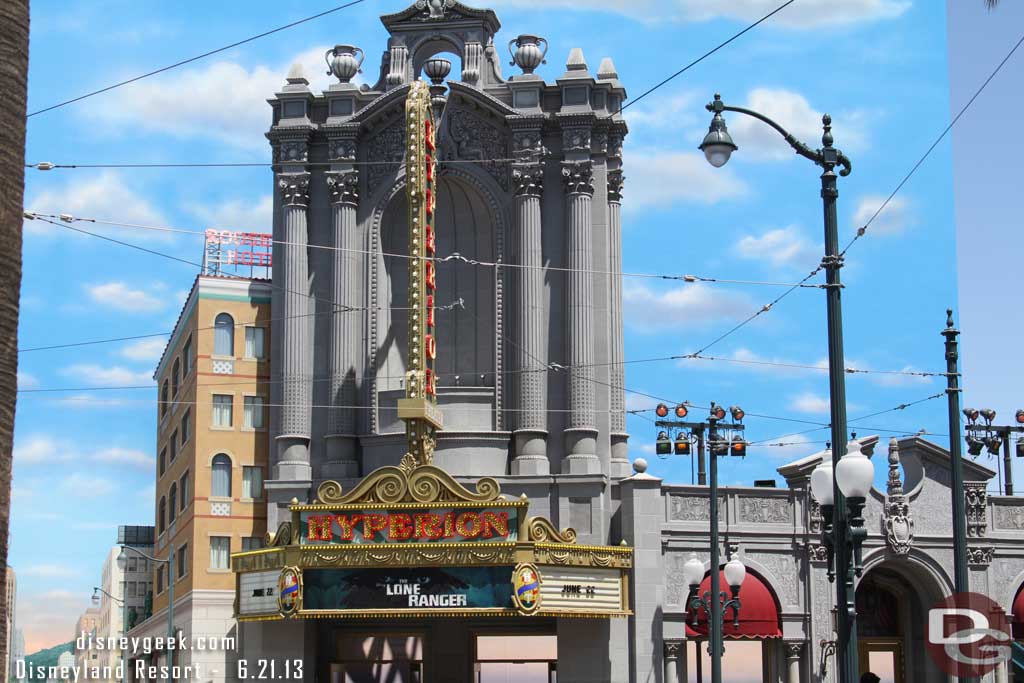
<box><xmin>1012</xmin><ymin>583</ymin><xmax>1024</xmax><ymax>639</ymax></box>
<box><xmin>685</xmin><ymin>569</ymin><xmax>783</xmax><ymax>640</ymax></box>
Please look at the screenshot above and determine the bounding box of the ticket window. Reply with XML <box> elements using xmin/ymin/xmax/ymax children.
<box><xmin>332</xmin><ymin>635</ymin><xmax>424</xmax><ymax>683</ymax></box>
<box><xmin>474</xmin><ymin>635</ymin><xmax>557</xmax><ymax>683</ymax></box>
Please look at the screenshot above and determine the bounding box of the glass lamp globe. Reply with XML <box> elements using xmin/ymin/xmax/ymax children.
<box><xmin>810</xmin><ymin>460</ymin><xmax>834</xmax><ymax>506</ymax></box>
<box><xmin>699</xmin><ymin>112</ymin><xmax>737</xmax><ymax>168</ymax></box>
<box><xmin>116</xmin><ymin>548</ymin><xmax>129</xmax><ymax>572</ymax></box>
<box><xmin>724</xmin><ymin>557</ymin><xmax>747</xmax><ymax>590</ymax></box>
<box><xmin>683</xmin><ymin>555</ymin><xmax>705</xmax><ymax>588</ymax></box>
<box><xmin>91</xmin><ymin>590</ymin><xmax>100</xmax><ymax>607</ymax></box>
<box><xmin>835</xmin><ymin>441</ymin><xmax>874</xmax><ymax>499</ymax></box>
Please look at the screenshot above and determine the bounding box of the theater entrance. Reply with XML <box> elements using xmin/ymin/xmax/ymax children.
<box><xmin>320</xmin><ymin>619</ymin><xmax>557</xmax><ymax>683</ymax></box>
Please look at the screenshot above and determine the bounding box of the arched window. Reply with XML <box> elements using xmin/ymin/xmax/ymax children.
<box><xmin>172</xmin><ymin>358</ymin><xmax>180</xmax><ymax>396</ymax></box>
<box><xmin>168</xmin><ymin>483</ymin><xmax>177</xmax><ymax>523</ymax></box>
<box><xmin>214</xmin><ymin>313</ymin><xmax>234</xmax><ymax>356</ymax></box>
<box><xmin>211</xmin><ymin>454</ymin><xmax>232</xmax><ymax>497</ymax></box>
<box><xmin>158</xmin><ymin>497</ymin><xmax>167</xmax><ymax>534</ymax></box>
<box><xmin>161</xmin><ymin>380</ymin><xmax>169</xmax><ymax>417</ymax></box>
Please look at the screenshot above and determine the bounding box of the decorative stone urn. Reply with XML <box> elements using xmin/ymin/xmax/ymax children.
<box><xmin>508</xmin><ymin>34</ymin><xmax>548</xmax><ymax>74</ymax></box>
<box><xmin>325</xmin><ymin>44</ymin><xmax>364</xmax><ymax>83</ymax></box>
<box><xmin>423</xmin><ymin>57</ymin><xmax>452</xmax><ymax>85</ymax></box>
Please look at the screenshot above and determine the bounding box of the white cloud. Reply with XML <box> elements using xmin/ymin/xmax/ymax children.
<box><xmin>94</xmin><ymin>447</ymin><xmax>154</xmax><ymax>468</ymax></box>
<box><xmin>868</xmin><ymin>364</ymin><xmax>934</xmax><ymax>388</ymax></box>
<box><xmin>852</xmin><ymin>195</ymin><xmax>912</xmax><ymax>236</ymax></box>
<box><xmin>58</xmin><ymin>473</ymin><xmax>117</xmax><ymax>498</ymax></box>
<box><xmin>624</xmin><ymin>150</ymin><xmax>747</xmax><ymax>211</ymax></box>
<box><xmin>83</xmin><ymin>47</ymin><xmax>332</xmax><ymax>149</ymax></box>
<box><xmin>16</xmin><ymin>371</ymin><xmax>38</xmax><ymax>390</ymax></box>
<box><xmin>25</xmin><ymin>564</ymin><xmax>79</xmax><ymax>579</ymax></box>
<box><xmin>623</xmin><ymin>282</ymin><xmax>753</xmax><ymax>332</ymax></box>
<box><xmin>24</xmin><ymin>171</ymin><xmax>169</xmax><ymax>240</ymax></box>
<box><xmin>489</xmin><ymin>0</ymin><xmax>908</xmax><ymax>27</ymax></box>
<box><xmin>757</xmin><ymin>432</ymin><xmax>821</xmax><ymax>461</ymax></box>
<box><xmin>63</xmin><ymin>364</ymin><xmax>153</xmax><ymax>386</ymax></box>
<box><xmin>86</xmin><ymin>281</ymin><xmax>166</xmax><ymax>313</ymax></box>
<box><xmin>120</xmin><ymin>337</ymin><xmax>169</xmax><ymax>362</ymax></box>
<box><xmin>19</xmin><ymin>587</ymin><xmax>90</xmax><ymax>653</ymax></box>
<box><xmin>791</xmin><ymin>392</ymin><xmax>831</xmax><ymax>414</ymax></box>
<box><xmin>735</xmin><ymin>225</ymin><xmax>821</xmax><ymax>268</ymax></box>
<box><xmin>625</xmin><ymin>392</ymin><xmax>661</xmax><ymax>412</ymax></box>
<box><xmin>624</xmin><ymin>92</ymin><xmax>702</xmax><ymax>131</ymax></box>
<box><xmin>13</xmin><ymin>435</ymin><xmax>74</xmax><ymax>464</ymax></box>
<box><xmin>52</xmin><ymin>393</ymin><xmax>138</xmax><ymax>409</ymax></box>
<box><xmin>728</xmin><ymin>88</ymin><xmax>868</xmax><ymax>161</ymax></box>
<box><xmin>187</xmin><ymin>194</ymin><xmax>273</xmax><ymax>232</ymax></box>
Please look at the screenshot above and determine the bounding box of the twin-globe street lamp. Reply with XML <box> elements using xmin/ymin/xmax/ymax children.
<box><xmin>700</xmin><ymin>93</ymin><xmax>872</xmax><ymax>683</ymax></box>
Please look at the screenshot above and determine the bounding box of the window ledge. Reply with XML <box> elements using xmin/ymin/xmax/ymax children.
<box><xmin>209</xmin><ymin>425</ymin><xmax>234</xmax><ymax>431</ymax></box>
<box><xmin>207</xmin><ymin>568</ymin><xmax>231</xmax><ymax>574</ymax></box>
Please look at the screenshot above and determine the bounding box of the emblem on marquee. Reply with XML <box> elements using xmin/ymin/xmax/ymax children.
<box><xmin>278</xmin><ymin>566</ymin><xmax>302</xmax><ymax>616</ymax></box>
<box><xmin>511</xmin><ymin>563</ymin><xmax>542</xmax><ymax>614</ymax></box>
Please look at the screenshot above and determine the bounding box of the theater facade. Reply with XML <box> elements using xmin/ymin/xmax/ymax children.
<box><xmin>230</xmin><ymin>3</ymin><xmax>1024</xmax><ymax>682</ymax></box>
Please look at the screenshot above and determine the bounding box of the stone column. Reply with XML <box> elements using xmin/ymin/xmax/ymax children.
<box><xmin>663</xmin><ymin>641</ymin><xmax>682</xmax><ymax>683</ymax></box>
<box><xmin>562</xmin><ymin>160</ymin><xmax>600</xmax><ymax>474</ymax></box>
<box><xmin>510</xmin><ymin>162</ymin><xmax>549</xmax><ymax>474</ymax></box>
<box><xmin>607</xmin><ymin>167</ymin><xmax>629</xmax><ymax>477</ymax></box>
<box><xmin>323</xmin><ymin>169</ymin><xmax>361</xmax><ymax>478</ymax></box>
<box><xmin>275</xmin><ymin>173</ymin><xmax>313</xmax><ymax>481</ymax></box>
<box><xmin>786</xmin><ymin>642</ymin><xmax>804</xmax><ymax>683</ymax></box>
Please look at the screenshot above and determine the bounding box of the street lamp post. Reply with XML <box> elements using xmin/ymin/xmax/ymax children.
<box><xmin>92</xmin><ymin>587</ymin><xmax>126</xmax><ymax>683</ymax></box>
<box><xmin>118</xmin><ymin>544</ymin><xmax>175</xmax><ymax>672</ymax></box>
<box><xmin>700</xmin><ymin>93</ymin><xmax>859</xmax><ymax>683</ymax></box>
<box><xmin>653</xmin><ymin>401</ymin><xmax>747</xmax><ymax>683</ymax></box>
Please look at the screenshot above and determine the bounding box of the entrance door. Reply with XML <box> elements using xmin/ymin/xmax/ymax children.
<box><xmin>474</xmin><ymin>634</ymin><xmax>557</xmax><ymax>683</ymax></box>
<box><xmin>331</xmin><ymin>634</ymin><xmax>425</xmax><ymax>683</ymax></box>
<box><xmin>858</xmin><ymin>638</ymin><xmax>904</xmax><ymax>683</ymax></box>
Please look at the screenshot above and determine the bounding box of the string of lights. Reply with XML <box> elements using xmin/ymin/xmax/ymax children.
<box><xmin>25</xmin><ymin>0</ymin><xmax>371</xmax><ymax>117</ymax></box>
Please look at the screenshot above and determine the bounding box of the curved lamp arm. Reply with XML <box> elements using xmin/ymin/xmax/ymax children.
<box><xmin>93</xmin><ymin>586</ymin><xmax>124</xmax><ymax>606</ymax></box>
<box><xmin>121</xmin><ymin>544</ymin><xmax>169</xmax><ymax>565</ymax></box>
<box><xmin>707</xmin><ymin>97</ymin><xmax>852</xmax><ymax>177</ymax></box>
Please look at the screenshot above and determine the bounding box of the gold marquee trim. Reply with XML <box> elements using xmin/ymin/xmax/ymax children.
<box><xmin>526</xmin><ymin>516</ymin><xmax>578</xmax><ymax>544</ymax></box>
<box><xmin>313</xmin><ymin>465</ymin><xmax>503</xmax><ymax>506</ymax></box>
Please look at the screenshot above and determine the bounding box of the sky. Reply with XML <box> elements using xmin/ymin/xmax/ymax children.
<box><xmin>12</xmin><ymin>0</ymin><xmax>1007</xmax><ymax>656</ymax></box>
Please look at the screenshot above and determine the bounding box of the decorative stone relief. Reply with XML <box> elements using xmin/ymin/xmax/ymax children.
<box><xmin>561</xmin><ymin>161</ymin><xmax>594</xmax><ymax>196</ymax></box>
<box><xmin>664</xmin><ymin>640</ymin><xmax>683</xmax><ymax>658</ymax></box>
<box><xmin>965</xmin><ymin>482</ymin><xmax>988</xmax><ymax>538</ymax></box>
<box><xmin>994</xmin><ymin>505</ymin><xmax>1024</xmax><ymax>530</ymax></box>
<box><xmin>328</xmin><ymin>138</ymin><xmax>357</xmax><ymax>161</ymax></box>
<box><xmin>326</xmin><ymin>171</ymin><xmax>360</xmax><ymax>205</ymax></box>
<box><xmin>748</xmin><ymin>552</ymin><xmax>798</xmax><ymax>607</ymax></box>
<box><xmin>668</xmin><ymin>495</ymin><xmax>724</xmax><ymax>522</ymax></box>
<box><xmin>277</xmin><ymin>173</ymin><xmax>311</xmax><ymax>206</ymax></box>
<box><xmin>447</xmin><ymin>108</ymin><xmax>509</xmax><ymax>191</ymax></box>
<box><xmin>512</xmin><ymin>164</ymin><xmax>544</xmax><ymax>197</ymax></box>
<box><xmin>562</xmin><ymin>126</ymin><xmax>591</xmax><ymax>153</ymax></box>
<box><xmin>414</xmin><ymin>0</ymin><xmax>456</xmax><ymax>19</ymax></box>
<box><xmin>607</xmin><ymin>169</ymin><xmax>624</xmax><ymax>203</ymax></box>
<box><xmin>967</xmin><ymin>546</ymin><xmax>995</xmax><ymax>567</ymax></box>
<box><xmin>512</xmin><ymin>130</ymin><xmax>545</xmax><ymax>160</ymax></box>
<box><xmin>591</xmin><ymin>130</ymin><xmax>608</xmax><ymax>155</ymax></box>
<box><xmin>806</xmin><ymin>543</ymin><xmax>829</xmax><ymax>564</ymax></box>
<box><xmin>608</xmin><ymin>132</ymin><xmax>624</xmax><ymax>161</ymax></box>
<box><xmin>665</xmin><ymin>552</ymin><xmax>702</xmax><ymax>606</ymax></box>
<box><xmin>366</xmin><ymin>120</ymin><xmax>405</xmax><ymax>192</ymax></box>
<box><xmin>738</xmin><ymin>497</ymin><xmax>792</xmax><ymax>524</ymax></box>
<box><xmin>809</xmin><ymin>498</ymin><xmax>823</xmax><ymax>535</ymax></box>
<box><xmin>883</xmin><ymin>437</ymin><xmax>914</xmax><ymax>554</ymax></box>
<box><xmin>273</xmin><ymin>138</ymin><xmax>309</xmax><ymax>165</ymax></box>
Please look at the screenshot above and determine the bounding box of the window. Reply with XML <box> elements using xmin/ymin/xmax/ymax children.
<box><xmin>160</xmin><ymin>381</ymin><xmax>169</xmax><ymax>417</ymax></box>
<box><xmin>156</xmin><ymin>566</ymin><xmax>164</xmax><ymax>594</ymax></box>
<box><xmin>126</xmin><ymin>582</ymin><xmax>136</xmax><ymax>598</ymax></box>
<box><xmin>242</xmin><ymin>467</ymin><xmax>263</xmax><ymax>499</ymax></box>
<box><xmin>176</xmin><ymin>545</ymin><xmax>187</xmax><ymax>579</ymax></box>
<box><xmin>168</xmin><ymin>484</ymin><xmax>177</xmax><ymax>523</ymax></box>
<box><xmin>139</xmin><ymin>558</ymin><xmax>148</xmax><ymax>572</ymax></box>
<box><xmin>179</xmin><ymin>471</ymin><xmax>190</xmax><ymax>511</ymax></box>
<box><xmin>172</xmin><ymin>358</ymin><xmax>180</xmax><ymax>397</ymax></box>
<box><xmin>180</xmin><ymin>410</ymin><xmax>190</xmax><ymax>445</ymax></box>
<box><xmin>127</xmin><ymin>557</ymin><xmax>138</xmax><ymax>573</ymax></box>
<box><xmin>209</xmin><ymin>537</ymin><xmax>230</xmax><ymax>569</ymax></box>
<box><xmin>159</xmin><ymin>449</ymin><xmax>167</xmax><ymax>477</ymax></box>
<box><xmin>242</xmin><ymin>537</ymin><xmax>264</xmax><ymax>551</ymax></box>
<box><xmin>158</xmin><ymin>497</ymin><xmax>166</xmax><ymax>534</ymax></box>
<box><xmin>212</xmin><ymin>395</ymin><xmax>233</xmax><ymax>428</ymax></box>
<box><xmin>211</xmin><ymin>455</ymin><xmax>232</xmax><ymax>497</ymax></box>
<box><xmin>214</xmin><ymin>313</ymin><xmax>234</xmax><ymax>356</ymax></box>
<box><xmin>169</xmin><ymin>432</ymin><xmax>178</xmax><ymax>462</ymax></box>
<box><xmin>182</xmin><ymin>336</ymin><xmax>193</xmax><ymax>376</ymax></box>
<box><xmin>243</xmin><ymin>396</ymin><xmax>265</xmax><ymax>429</ymax></box>
<box><xmin>244</xmin><ymin>326</ymin><xmax>266</xmax><ymax>359</ymax></box>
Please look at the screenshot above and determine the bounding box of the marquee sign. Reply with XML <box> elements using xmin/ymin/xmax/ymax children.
<box><xmin>396</xmin><ymin>80</ymin><xmax>443</xmax><ymax>469</ymax></box>
<box><xmin>303</xmin><ymin>567</ymin><xmax>516</xmax><ymax>611</ymax></box>
<box><xmin>300</xmin><ymin>507</ymin><xmax>517</xmax><ymax>545</ymax></box>
<box><xmin>201</xmin><ymin>229</ymin><xmax>273</xmax><ymax>277</ymax></box>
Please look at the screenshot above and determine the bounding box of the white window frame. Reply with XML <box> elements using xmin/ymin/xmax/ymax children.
<box><xmin>242</xmin><ymin>394</ymin><xmax>266</xmax><ymax>430</ymax></box>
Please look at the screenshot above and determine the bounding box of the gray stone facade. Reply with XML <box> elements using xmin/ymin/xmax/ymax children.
<box><xmin>250</xmin><ymin>3</ymin><xmax>1024</xmax><ymax>682</ymax></box>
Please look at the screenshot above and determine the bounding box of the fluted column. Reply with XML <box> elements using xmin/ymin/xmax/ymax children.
<box><xmin>511</xmin><ymin>163</ymin><xmax>549</xmax><ymax>474</ymax></box>
<box><xmin>276</xmin><ymin>173</ymin><xmax>313</xmax><ymax>479</ymax></box>
<box><xmin>324</xmin><ymin>170</ymin><xmax>361</xmax><ymax>477</ymax></box>
<box><xmin>786</xmin><ymin>642</ymin><xmax>804</xmax><ymax>683</ymax></box>
<box><xmin>562</xmin><ymin>161</ymin><xmax>600</xmax><ymax>474</ymax></box>
<box><xmin>663</xmin><ymin>641</ymin><xmax>682</xmax><ymax>683</ymax></box>
<box><xmin>607</xmin><ymin>168</ymin><xmax>629</xmax><ymax>477</ymax></box>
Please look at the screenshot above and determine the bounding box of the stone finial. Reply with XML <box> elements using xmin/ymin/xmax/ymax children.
<box><xmin>632</xmin><ymin>458</ymin><xmax>648</xmax><ymax>474</ymax></box>
<box><xmin>887</xmin><ymin>437</ymin><xmax>904</xmax><ymax>496</ymax></box>
<box><xmin>566</xmin><ymin>47</ymin><xmax>588</xmax><ymax>72</ymax></box>
<box><xmin>286</xmin><ymin>63</ymin><xmax>309</xmax><ymax>86</ymax></box>
<box><xmin>597</xmin><ymin>57</ymin><xmax>618</xmax><ymax>80</ymax></box>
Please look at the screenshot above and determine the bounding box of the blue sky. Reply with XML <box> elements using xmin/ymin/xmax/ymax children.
<box><xmin>14</xmin><ymin>0</ymin><xmax>990</xmax><ymax>652</ymax></box>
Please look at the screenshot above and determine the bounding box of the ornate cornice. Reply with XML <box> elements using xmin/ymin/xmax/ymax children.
<box><xmin>314</xmin><ymin>465</ymin><xmax>503</xmax><ymax>506</ymax></box>
<box><xmin>326</xmin><ymin>170</ymin><xmax>360</xmax><ymax>206</ymax></box>
<box><xmin>561</xmin><ymin>161</ymin><xmax>594</xmax><ymax>196</ymax></box>
<box><xmin>277</xmin><ymin>173</ymin><xmax>311</xmax><ymax>207</ymax></box>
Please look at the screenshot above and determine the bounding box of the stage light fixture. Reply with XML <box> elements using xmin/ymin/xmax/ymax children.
<box><xmin>966</xmin><ymin>434</ymin><xmax>985</xmax><ymax>457</ymax></box>
<box><xmin>674</xmin><ymin>433</ymin><xmax>691</xmax><ymax>456</ymax></box>
<box><xmin>675</xmin><ymin>404</ymin><xmax>688</xmax><ymax>418</ymax></box>
<box><xmin>656</xmin><ymin>431</ymin><xmax>671</xmax><ymax>456</ymax></box>
<box><xmin>655</xmin><ymin>403</ymin><xmax>669</xmax><ymax>418</ymax></box>
<box><xmin>963</xmin><ymin>408</ymin><xmax>980</xmax><ymax>423</ymax></box>
<box><xmin>729</xmin><ymin>405</ymin><xmax>745</xmax><ymax>422</ymax></box>
<box><xmin>730</xmin><ymin>437</ymin><xmax>747</xmax><ymax>457</ymax></box>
